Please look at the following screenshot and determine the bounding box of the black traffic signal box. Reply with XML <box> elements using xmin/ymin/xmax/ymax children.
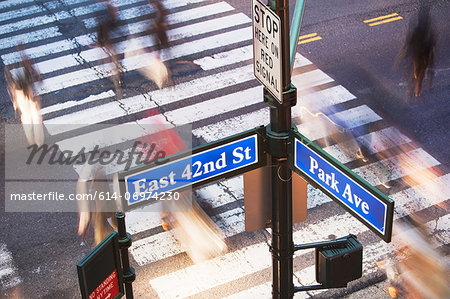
<box><xmin>316</xmin><ymin>234</ymin><xmax>363</xmax><ymax>287</ymax></box>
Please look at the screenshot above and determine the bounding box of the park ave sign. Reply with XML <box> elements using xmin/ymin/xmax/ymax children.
<box><xmin>252</xmin><ymin>0</ymin><xmax>282</xmax><ymax>103</ymax></box>
<box><xmin>289</xmin><ymin>131</ymin><xmax>394</xmax><ymax>242</ymax></box>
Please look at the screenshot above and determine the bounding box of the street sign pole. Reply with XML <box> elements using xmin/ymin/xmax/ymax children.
<box><xmin>115</xmin><ymin>211</ymin><xmax>136</xmax><ymax>298</ymax></box>
<box><xmin>263</xmin><ymin>1</ymin><xmax>296</xmax><ymax>298</ymax></box>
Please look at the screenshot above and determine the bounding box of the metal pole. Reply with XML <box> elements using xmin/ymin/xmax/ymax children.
<box><xmin>289</xmin><ymin>0</ymin><xmax>307</xmax><ymax>73</ymax></box>
<box><xmin>115</xmin><ymin>211</ymin><xmax>135</xmax><ymax>299</ymax></box>
<box><xmin>266</xmin><ymin>1</ymin><xmax>295</xmax><ymax>298</ymax></box>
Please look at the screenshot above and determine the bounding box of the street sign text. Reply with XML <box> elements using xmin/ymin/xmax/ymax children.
<box><xmin>252</xmin><ymin>0</ymin><xmax>282</xmax><ymax>103</ymax></box>
<box><xmin>77</xmin><ymin>232</ymin><xmax>124</xmax><ymax>299</ymax></box>
<box><xmin>120</xmin><ymin>129</ymin><xmax>265</xmax><ymax>210</ymax></box>
<box><xmin>290</xmin><ymin>132</ymin><xmax>394</xmax><ymax>242</ymax></box>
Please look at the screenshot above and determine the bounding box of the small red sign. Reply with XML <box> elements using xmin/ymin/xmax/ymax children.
<box><xmin>88</xmin><ymin>269</ymin><xmax>120</xmax><ymax>299</ymax></box>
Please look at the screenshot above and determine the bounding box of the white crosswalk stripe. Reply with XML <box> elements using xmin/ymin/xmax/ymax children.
<box><xmin>1</xmin><ymin>0</ymin><xmax>448</xmax><ymax>298</ymax></box>
<box><xmin>0</xmin><ymin>244</ymin><xmax>21</xmax><ymax>291</ymax></box>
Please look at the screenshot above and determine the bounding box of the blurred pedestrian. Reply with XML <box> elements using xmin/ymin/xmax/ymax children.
<box><xmin>149</xmin><ymin>0</ymin><xmax>169</xmax><ymax>52</ymax></box>
<box><xmin>4</xmin><ymin>44</ymin><xmax>44</xmax><ymax>146</ymax></box>
<box><xmin>147</xmin><ymin>0</ymin><xmax>173</xmax><ymax>87</ymax></box>
<box><xmin>91</xmin><ymin>0</ymin><xmax>125</xmax><ymax>98</ymax></box>
<box><xmin>398</xmin><ymin>5</ymin><xmax>436</xmax><ymax>98</ymax></box>
<box><xmin>77</xmin><ymin>163</ymin><xmax>118</xmax><ymax>246</ymax></box>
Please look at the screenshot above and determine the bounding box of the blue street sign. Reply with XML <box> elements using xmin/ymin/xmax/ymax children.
<box><xmin>119</xmin><ymin>128</ymin><xmax>265</xmax><ymax>210</ymax></box>
<box><xmin>289</xmin><ymin>130</ymin><xmax>394</xmax><ymax>242</ymax></box>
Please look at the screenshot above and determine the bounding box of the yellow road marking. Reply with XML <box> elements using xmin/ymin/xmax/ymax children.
<box><xmin>368</xmin><ymin>16</ymin><xmax>403</xmax><ymax>26</ymax></box>
<box><xmin>364</xmin><ymin>13</ymin><xmax>398</xmax><ymax>23</ymax></box>
<box><xmin>298</xmin><ymin>36</ymin><xmax>322</xmax><ymax>44</ymax></box>
<box><xmin>299</xmin><ymin>33</ymin><xmax>318</xmax><ymax>40</ymax></box>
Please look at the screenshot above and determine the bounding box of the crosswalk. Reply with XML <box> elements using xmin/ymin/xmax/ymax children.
<box><xmin>1</xmin><ymin>0</ymin><xmax>448</xmax><ymax>298</ymax></box>
<box><xmin>0</xmin><ymin>243</ymin><xmax>21</xmax><ymax>295</ymax></box>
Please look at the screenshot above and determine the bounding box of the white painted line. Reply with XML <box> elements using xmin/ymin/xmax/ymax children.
<box><xmin>193</xmin><ymin>108</ymin><xmax>269</xmax><ymax>142</ymax></box>
<box><xmin>190</xmin><ymin>58</ymin><xmax>345</xmax><ymax>141</ymax></box>
<box><xmin>130</xmin><ymin>231</ymin><xmax>182</xmax><ymax>266</ymax></box>
<box><xmin>390</xmin><ymin>173</ymin><xmax>450</xmax><ymax>218</ymax></box>
<box><xmin>165</xmin><ymin>86</ymin><xmax>261</xmax><ymax>124</ymax></box>
<box><xmin>352</xmin><ymin>147</ymin><xmax>440</xmax><ymax>187</ymax></box>
<box><xmin>54</xmin><ymin>114</ymin><xmax>169</xmax><ymax>153</ymax></box>
<box><xmin>125</xmin><ymin>205</ymin><xmax>165</xmax><ymax>235</ymax></box>
<box><xmin>211</xmin><ymin>207</ymin><xmax>245</xmax><ymax>237</ymax></box>
<box><xmin>322</xmin><ymin>126</ymin><xmax>411</xmax><ymax>164</ymax></box>
<box><xmin>0</xmin><ymin>0</ymin><xmax>35</xmax><ymax>11</ymax></box>
<box><xmin>0</xmin><ymin>4</ymin><xmax>43</xmax><ymax>23</ymax></box>
<box><xmin>35</xmin><ymin>26</ymin><xmax>252</xmax><ymax>95</ymax></box>
<box><xmin>79</xmin><ymin>0</ymin><xmax>211</xmax><ymax>29</ymax></box>
<box><xmin>82</xmin><ymin>1</ymin><xmax>230</xmax><ymax>37</ymax></box>
<box><xmin>219</xmin><ymin>176</ymin><xmax>245</xmax><ymax>201</ymax></box>
<box><xmin>152</xmin><ymin>0</ymin><xmax>208</xmax><ymax>10</ymax></box>
<box><xmin>149</xmin><ymin>242</ymin><xmax>271</xmax><ymax>298</ymax></box>
<box><xmin>166</xmin><ymin>1</ymin><xmax>233</xmax><ymax>24</ymax></box>
<box><xmin>0</xmin><ymin>11</ymin><xmax>70</xmax><ymax>37</ymax></box>
<box><xmin>292</xmin><ymin>52</ymin><xmax>314</xmax><ymax>67</ymax></box>
<box><xmin>0</xmin><ymin>27</ymin><xmax>62</xmax><ymax>51</ymax></box>
<box><xmin>0</xmin><ymin>0</ymin><xmax>146</xmax><ymax>37</ymax></box>
<box><xmin>1</xmin><ymin>34</ymin><xmax>93</xmax><ymax>65</ymax></box>
<box><xmin>194</xmin><ymin>45</ymin><xmax>253</xmax><ymax>70</ymax></box>
<box><xmin>44</xmin><ymin>94</ymin><xmax>147</xmax><ymax>129</ymax></box>
<box><xmin>98</xmin><ymin>0</ymin><xmax>209</xmax><ymax>26</ymax></box>
<box><xmin>296</xmin><ymin>105</ymin><xmax>382</xmax><ymax>141</ymax></box>
<box><xmin>196</xmin><ymin>179</ymin><xmax>242</xmax><ymax>209</ymax></box>
<box><xmin>291</xmin><ymin>69</ymin><xmax>333</xmax><ymax>91</ymax></box>
<box><xmin>298</xmin><ymin>84</ymin><xmax>356</xmax><ymax>111</ymax></box>
<box><xmin>167</xmin><ymin>11</ymin><xmax>249</xmax><ymax>44</ymax></box>
<box><xmin>0</xmin><ymin>244</ymin><xmax>21</xmax><ymax>290</ymax></box>
<box><xmin>358</xmin><ymin>127</ymin><xmax>412</xmax><ymax>155</ymax></box>
<box><xmin>48</xmin><ymin>0</ymin><xmax>93</xmax><ymax>7</ymax></box>
<box><xmin>223</xmin><ymin>282</ymin><xmax>272</xmax><ymax>299</ymax></box>
<box><xmin>40</xmin><ymin>90</ymin><xmax>115</xmax><ymax>115</ymax></box>
<box><xmin>195</xmin><ymin>43</ymin><xmax>308</xmax><ymax>72</ymax></box>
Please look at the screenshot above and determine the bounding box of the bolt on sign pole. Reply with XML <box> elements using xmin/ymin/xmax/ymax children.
<box><xmin>265</xmin><ymin>0</ymin><xmax>296</xmax><ymax>298</ymax></box>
